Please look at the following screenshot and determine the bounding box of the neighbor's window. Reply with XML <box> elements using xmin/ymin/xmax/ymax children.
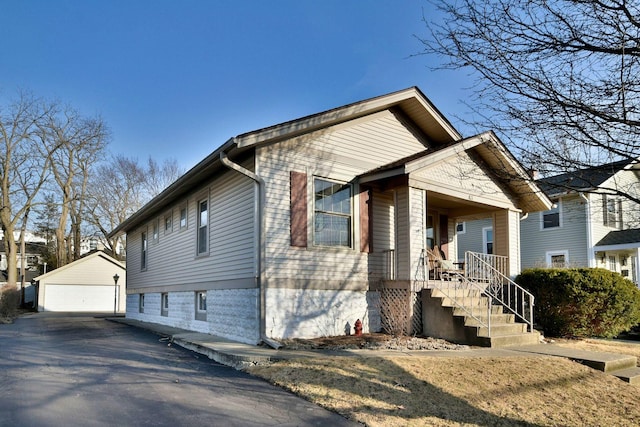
<box><xmin>603</xmin><ymin>195</ymin><xmax>622</xmax><ymax>229</ymax></box>
<box><xmin>180</xmin><ymin>206</ymin><xmax>187</xmax><ymax>229</ymax></box>
<box><xmin>314</xmin><ymin>178</ymin><xmax>352</xmax><ymax>247</ymax></box>
<box><xmin>195</xmin><ymin>291</ymin><xmax>207</xmax><ymax>321</ymax></box>
<box><xmin>546</xmin><ymin>250</ymin><xmax>568</xmax><ymax>268</ymax></box>
<box><xmin>542</xmin><ymin>202</ymin><xmax>561</xmax><ymax>229</ymax></box>
<box><xmin>197</xmin><ymin>199</ymin><xmax>208</xmax><ymax>255</ymax></box>
<box><xmin>141</xmin><ymin>231</ymin><xmax>148</xmax><ymax>270</ymax></box>
<box><xmin>139</xmin><ymin>294</ymin><xmax>145</xmax><ymax>313</ymax></box>
<box><xmin>152</xmin><ymin>221</ymin><xmax>159</xmax><ymax>242</ymax></box>
<box><xmin>161</xmin><ymin>293</ymin><xmax>168</xmax><ymax>317</ymax></box>
<box><xmin>483</xmin><ymin>227</ymin><xmax>493</xmax><ymax>255</ymax></box>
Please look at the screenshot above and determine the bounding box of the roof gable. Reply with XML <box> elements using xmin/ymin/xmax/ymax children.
<box><xmin>539</xmin><ymin>159</ymin><xmax>638</xmax><ymax>196</ymax></box>
<box><xmin>110</xmin><ymin>87</ymin><xmax>465</xmax><ymax>236</ymax></box>
<box><xmin>35</xmin><ymin>251</ymin><xmax>125</xmax><ymax>282</ymax></box>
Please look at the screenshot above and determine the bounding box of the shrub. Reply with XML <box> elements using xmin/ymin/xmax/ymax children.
<box><xmin>515</xmin><ymin>268</ymin><xmax>640</xmax><ymax>338</ymax></box>
<box><xmin>0</xmin><ymin>287</ymin><xmax>21</xmax><ymax>321</ymax></box>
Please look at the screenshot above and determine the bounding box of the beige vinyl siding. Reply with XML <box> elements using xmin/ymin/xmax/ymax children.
<box><xmin>412</xmin><ymin>150</ymin><xmax>517</xmax><ymax>209</ymax></box>
<box><xmin>520</xmin><ymin>195</ymin><xmax>588</xmax><ymax>268</ymax></box>
<box><xmin>370</xmin><ymin>189</ymin><xmax>395</xmax><ymax>279</ymax></box>
<box><xmin>127</xmin><ymin>162</ymin><xmax>256</xmax><ymax>291</ymax></box>
<box><xmin>410</xmin><ymin>187</ymin><xmax>426</xmax><ymax>281</ymax></box>
<box><xmin>258</xmin><ymin>110</ymin><xmax>429</xmax><ymax>286</ymax></box>
<box><xmin>394</xmin><ymin>187</ymin><xmax>410</xmax><ymax>280</ymax></box>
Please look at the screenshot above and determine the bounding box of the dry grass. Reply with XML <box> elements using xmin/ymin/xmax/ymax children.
<box><xmin>249</xmin><ymin>342</ymin><xmax>640</xmax><ymax>426</ymax></box>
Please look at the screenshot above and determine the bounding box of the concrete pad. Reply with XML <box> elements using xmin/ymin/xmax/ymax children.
<box><xmin>511</xmin><ymin>344</ymin><xmax>637</xmax><ymax>372</ymax></box>
<box><xmin>611</xmin><ymin>367</ymin><xmax>640</xmax><ymax>385</ymax></box>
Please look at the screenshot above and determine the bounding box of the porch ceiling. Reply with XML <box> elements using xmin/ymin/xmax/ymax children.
<box><xmin>426</xmin><ymin>191</ymin><xmax>497</xmax><ymax>218</ymax></box>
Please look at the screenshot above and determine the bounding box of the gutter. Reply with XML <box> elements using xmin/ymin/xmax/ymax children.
<box><xmin>219</xmin><ymin>148</ymin><xmax>281</xmax><ymax>349</ymax></box>
<box><xmin>579</xmin><ymin>192</ymin><xmax>595</xmax><ymax>267</ymax></box>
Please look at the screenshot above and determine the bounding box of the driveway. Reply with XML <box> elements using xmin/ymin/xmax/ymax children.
<box><xmin>0</xmin><ymin>313</ymin><xmax>357</xmax><ymax>427</ymax></box>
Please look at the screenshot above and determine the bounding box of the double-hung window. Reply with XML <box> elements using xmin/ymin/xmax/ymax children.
<box><xmin>197</xmin><ymin>199</ymin><xmax>208</xmax><ymax>255</ymax></box>
<box><xmin>542</xmin><ymin>202</ymin><xmax>561</xmax><ymax>229</ymax></box>
<box><xmin>140</xmin><ymin>231</ymin><xmax>147</xmax><ymax>270</ymax></box>
<box><xmin>179</xmin><ymin>206</ymin><xmax>187</xmax><ymax>229</ymax></box>
<box><xmin>313</xmin><ymin>178</ymin><xmax>352</xmax><ymax>247</ymax></box>
<box><xmin>603</xmin><ymin>195</ymin><xmax>622</xmax><ymax>229</ymax></box>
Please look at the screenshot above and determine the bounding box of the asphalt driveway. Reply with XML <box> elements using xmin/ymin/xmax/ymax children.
<box><xmin>0</xmin><ymin>313</ymin><xmax>357</xmax><ymax>427</ymax></box>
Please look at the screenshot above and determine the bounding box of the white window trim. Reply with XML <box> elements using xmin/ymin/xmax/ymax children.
<box><xmin>546</xmin><ymin>250</ymin><xmax>569</xmax><ymax>268</ymax></box>
<box><xmin>164</xmin><ymin>212</ymin><xmax>173</xmax><ymax>235</ymax></box>
<box><xmin>179</xmin><ymin>205</ymin><xmax>188</xmax><ymax>230</ymax></box>
<box><xmin>152</xmin><ymin>220</ymin><xmax>159</xmax><ymax>243</ymax></box>
<box><xmin>197</xmin><ymin>198</ymin><xmax>209</xmax><ymax>256</ymax></box>
<box><xmin>312</xmin><ymin>177</ymin><xmax>353</xmax><ymax>249</ymax></box>
<box><xmin>140</xmin><ymin>229</ymin><xmax>148</xmax><ymax>271</ymax></box>
<box><xmin>482</xmin><ymin>226</ymin><xmax>493</xmax><ymax>255</ymax></box>
<box><xmin>540</xmin><ymin>200</ymin><xmax>562</xmax><ymax>230</ymax></box>
<box><xmin>195</xmin><ymin>291</ymin><xmax>207</xmax><ymax>321</ymax></box>
<box><xmin>456</xmin><ymin>222</ymin><xmax>466</xmax><ymax>234</ymax></box>
<box><xmin>161</xmin><ymin>293</ymin><xmax>169</xmax><ymax>317</ymax></box>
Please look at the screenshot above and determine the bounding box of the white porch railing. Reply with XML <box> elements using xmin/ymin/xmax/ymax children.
<box><xmin>464</xmin><ymin>251</ymin><xmax>535</xmax><ymax>333</ymax></box>
<box><xmin>424</xmin><ymin>251</ymin><xmax>535</xmax><ymax>336</ymax></box>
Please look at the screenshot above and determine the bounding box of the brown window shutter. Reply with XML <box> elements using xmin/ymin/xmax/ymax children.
<box><xmin>360</xmin><ymin>187</ymin><xmax>372</xmax><ymax>253</ymax></box>
<box><xmin>290</xmin><ymin>171</ymin><xmax>307</xmax><ymax>247</ymax></box>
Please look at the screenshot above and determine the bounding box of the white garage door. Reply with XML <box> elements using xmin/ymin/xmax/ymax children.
<box><xmin>43</xmin><ymin>284</ymin><xmax>116</xmax><ymax>312</ymax></box>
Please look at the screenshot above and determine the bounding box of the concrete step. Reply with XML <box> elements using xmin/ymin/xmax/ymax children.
<box><xmin>440</xmin><ymin>296</ymin><xmax>490</xmax><ymax>308</ymax></box>
<box><xmin>611</xmin><ymin>367</ymin><xmax>640</xmax><ymax>385</ymax></box>
<box><xmin>464</xmin><ymin>313</ymin><xmax>515</xmax><ymax>326</ymax></box>
<box><xmin>512</xmin><ymin>345</ymin><xmax>638</xmax><ymax>372</ymax></box>
<box><xmin>452</xmin><ymin>305</ymin><xmax>503</xmax><ymax>317</ymax></box>
<box><xmin>474</xmin><ymin>322</ymin><xmax>529</xmax><ymax>337</ymax></box>
<box><xmin>431</xmin><ymin>288</ymin><xmax>483</xmax><ymax>299</ymax></box>
<box><xmin>477</xmin><ymin>331</ymin><xmax>541</xmax><ymax>348</ymax></box>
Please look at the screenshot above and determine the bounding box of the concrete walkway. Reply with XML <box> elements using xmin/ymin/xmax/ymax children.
<box><xmin>110</xmin><ymin>318</ymin><xmax>640</xmax><ymax>384</ymax></box>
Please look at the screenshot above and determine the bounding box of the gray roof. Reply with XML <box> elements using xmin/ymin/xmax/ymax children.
<box><xmin>595</xmin><ymin>228</ymin><xmax>640</xmax><ymax>247</ymax></box>
<box><xmin>538</xmin><ymin>159</ymin><xmax>634</xmax><ymax>195</ymax></box>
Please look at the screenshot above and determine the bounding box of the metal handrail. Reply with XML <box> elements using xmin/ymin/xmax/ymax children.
<box><xmin>464</xmin><ymin>251</ymin><xmax>535</xmax><ymax>332</ymax></box>
<box><xmin>422</xmin><ymin>249</ymin><xmax>492</xmax><ymax>334</ymax></box>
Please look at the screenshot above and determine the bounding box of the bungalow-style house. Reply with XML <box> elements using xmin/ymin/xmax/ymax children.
<box><xmin>111</xmin><ymin>87</ymin><xmax>551</xmax><ymax>346</ymax></box>
<box><xmin>459</xmin><ymin>159</ymin><xmax>640</xmax><ymax>285</ymax></box>
<box><xmin>35</xmin><ymin>250</ymin><xmax>126</xmax><ymax>312</ymax></box>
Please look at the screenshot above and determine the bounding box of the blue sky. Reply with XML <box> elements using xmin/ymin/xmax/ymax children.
<box><xmin>1</xmin><ymin>0</ymin><xmax>473</xmax><ymax>170</ymax></box>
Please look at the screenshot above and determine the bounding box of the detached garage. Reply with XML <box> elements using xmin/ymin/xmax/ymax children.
<box><xmin>35</xmin><ymin>251</ymin><xmax>126</xmax><ymax>313</ymax></box>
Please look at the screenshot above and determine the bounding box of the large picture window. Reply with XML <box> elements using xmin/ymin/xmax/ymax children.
<box><xmin>314</xmin><ymin>178</ymin><xmax>352</xmax><ymax>247</ymax></box>
<box><xmin>197</xmin><ymin>199</ymin><xmax>208</xmax><ymax>255</ymax></box>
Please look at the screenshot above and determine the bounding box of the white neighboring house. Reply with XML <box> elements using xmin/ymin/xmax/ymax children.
<box><xmin>35</xmin><ymin>250</ymin><xmax>126</xmax><ymax>312</ymax></box>
<box><xmin>521</xmin><ymin>159</ymin><xmax>640</xmax><ymax>284</ymax></box>
<box><xmin>459</xmin><ymin>159</ymin><xmax>640</xmax><ymax>285</ymax></box>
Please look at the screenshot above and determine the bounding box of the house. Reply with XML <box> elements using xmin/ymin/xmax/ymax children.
<box><xmin>34</xmin><ymin>250</ymin><xmax>126</xmax><ymax>312</ymax></box>
<box><xmin>459</xmin><ymin>159</ymin><xmax>640</xmax><ymax>285</ymax></box>
<box><xmin>110</xmin><ymin>87</ymin><xmax>551</xmax><ymax>346</ymax></box>
<box><xmin>521</xmin><ymin>159</ymin><xmax>640</xmax><ymax>283</ymax></box>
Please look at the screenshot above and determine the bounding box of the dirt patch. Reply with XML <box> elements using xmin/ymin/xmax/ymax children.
<box><xmin>279</xmin><ymin>333</ymin><xmax>469</xmax><ymax>351</ymax></box>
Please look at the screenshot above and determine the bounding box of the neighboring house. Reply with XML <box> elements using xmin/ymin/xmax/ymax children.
<box><xmin>34</xmin><ymin>250</ymin><xmax>126</xmax><ymax>312</ymax></box>
<box><xmin>520</xmin><ymin>159</ymin><xmax>640</xmax><ymax>284</ymax></box>
<box><xmin>110</xmin><ymin>87</ymin><xmax>550</xmax><ymax>345</ymax></box>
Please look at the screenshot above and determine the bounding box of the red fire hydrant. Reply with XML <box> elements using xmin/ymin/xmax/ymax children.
<box><xmin>354</xmin><ymin>319</ymin><xmax>363</xmax><ymax>336</ymax></box>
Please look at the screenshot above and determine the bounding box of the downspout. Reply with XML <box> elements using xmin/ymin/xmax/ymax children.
<box><xmin>219</xmin><ymin>149</ymin><xmax>282</xmax><ymax>349</ymax></box>
<box><xmin>580</xmin><ymin>192</ymin><xmax>595</xmax><ymax>267</ymax></box>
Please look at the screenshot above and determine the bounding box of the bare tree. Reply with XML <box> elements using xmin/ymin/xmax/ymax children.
<box><xmin>144</xmin><ymin>157</ymin><xmax>183</xmax><ymax>199</ymax></box>
<box><xmin>0</xmin><ymin>92</ymin><xmax>59</xmax><ymax>287</ymax></box>
<box><xmin>419</xmin><ymin>0</ymin><xmax>640</xmax><ymax>201</ymax></box>
<box><xmin>47</xmin><ymin>107</ymin><xmax>109</xmax><ymax>266</ymax></box>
